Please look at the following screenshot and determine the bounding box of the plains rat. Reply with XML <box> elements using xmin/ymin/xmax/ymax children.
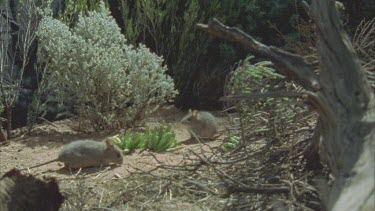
<box><xmin>180</xmin><ymin>109</ymin><xmax>219</xmax><ymax>138</ymax></box>
<box><xmin>20</xmin><ymin>139</ymin><xmax>123</xmax><ymax>170</ymax></box>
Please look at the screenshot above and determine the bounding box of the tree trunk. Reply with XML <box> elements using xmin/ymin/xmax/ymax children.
<box><xmin>5</xmin><ymin>108</ymin><xmax>11</xmax><ymax>139</ymax></box>
<box><xmin>0</xmin><ymin>127</ymin><xmax>7</xmax><ymax>143</ymax></box>
<box><xmin>196</xmin><ymin>0</ymin><xmax>374</xmax><ymax>210</ymax></box>
<box><xmin>310</xmin><ymin>1</ymin><xmax>375</xmax><ymax>210</ymax></box>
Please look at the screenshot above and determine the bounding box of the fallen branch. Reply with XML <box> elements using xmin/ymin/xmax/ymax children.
<box><xmin>225</xmin><ymin>185</ymin><xmax>289</xmax><ymax>195</ymax></box>
<box><xmin>185</xmin><ymin>180</ymin><xmax>218</xmax><ymax>196</ymax></box>
<box><xmin>38</xmin><ymin>117</ymin><xmax>59</xmax><ymax>128</ymax></box>
<box><xmin>220</xmin><ymin>91</ymin><xmax>306</xmax><ymax>102</ymax></box>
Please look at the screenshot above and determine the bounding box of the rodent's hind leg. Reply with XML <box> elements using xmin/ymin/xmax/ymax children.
<box><xmin>62</xmin><ymin>164</ymin><xmax>70</xmax><ymax>170</ymax></box>
<box><xmin>62</xmin><ymin>163</ymin><xmax>76</xmax><ymax>171</ymax></box>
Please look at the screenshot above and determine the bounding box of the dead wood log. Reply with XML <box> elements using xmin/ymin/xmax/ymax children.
<box><xmin>0</xmin><ymin>168</ymin><xmax>64</xmax><ymax>211</ymax></box>
<box><xmin>197</xmin><ymin>0</ymin><xmax>375</xmax><ymax>210</ymax></box>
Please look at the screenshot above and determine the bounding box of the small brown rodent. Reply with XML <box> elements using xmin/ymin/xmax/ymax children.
<box><xmin>20</xmin><ymin>139</ymin><xmax>123</xmax><ymax>170</ymax></box>
<box><xmin>180</xmin><ymin>109</ymin><xmax>219</xmax><ymax>138</ymax></box>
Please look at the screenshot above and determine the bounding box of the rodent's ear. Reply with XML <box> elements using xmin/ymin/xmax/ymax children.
<box><xmin>105</xmin><ymin>139</ymin><xmax>114</xmax><ymax>148</ymax></box>
<box><xmin>196</xmin><ymin>111</ymin><xmax>201</xmax><ymax>119</ymax></box>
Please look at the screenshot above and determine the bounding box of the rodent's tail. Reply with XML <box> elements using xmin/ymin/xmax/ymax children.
<box><xmin>19</xmin><ymin>159</ymin><xmax>59</xmax><ymax>171</ymax></box>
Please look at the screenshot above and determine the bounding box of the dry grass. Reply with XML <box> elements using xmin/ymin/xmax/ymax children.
<box><xmin>353</xmin><ymin>18</ymin><xmax>375</xmax><ymax>90</ymax></box>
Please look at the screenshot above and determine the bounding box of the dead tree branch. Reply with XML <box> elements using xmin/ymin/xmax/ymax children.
<box><xmin>197</xmin><ymin>20</ymin><xmax>320</xmax><ymax>91</ymax></box>
<box><xmin>197</xmin><ymin>0</ymin><xmax>375</xmax><ymax>210</ymax></box>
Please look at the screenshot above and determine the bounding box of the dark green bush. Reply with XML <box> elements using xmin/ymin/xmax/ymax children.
<box><xmin>118</xmin><ymin>0</ymin><xmax>301</xmax><ymax>108</ymax></box>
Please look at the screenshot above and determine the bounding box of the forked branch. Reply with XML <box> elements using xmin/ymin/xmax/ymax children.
<box><xmin>197</xmin><ymin>19</ymin><xmax>320</xmax><ymax>91</ymax></box>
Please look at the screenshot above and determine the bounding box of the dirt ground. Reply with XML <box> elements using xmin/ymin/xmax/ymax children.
<box><xmin>0</xmin><ymin>107</ymin><xmax>229</xmax><ymax>177</ymax></box>
<box><xmin>0</xmin><ymin>107</ymin><xmax>230</xmax><ymax>209</ymax></box>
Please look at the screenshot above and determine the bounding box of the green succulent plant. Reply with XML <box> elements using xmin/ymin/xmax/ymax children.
<box><xmin>112</xmin><ymin>129</ymin><xmax>146</xmax><ymax>154</ymax></box>
<box><xmin>144</xmin><ymin>122</ymin><xmax>179</xmax><ymax>152</ymax></box>
<box><xmin>223</xmin><ymin>136</ymin><xmax>241</xmax><ymax>151</ymax></box>
<box><xmin>113</xmin><ymin>122</ymin><xmax>179</xmax><ymax>154</ymax></box>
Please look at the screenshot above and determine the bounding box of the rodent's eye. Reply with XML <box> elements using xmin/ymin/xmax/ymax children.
<box><xmin>117</xmin><ymin>153</ymin><xmax>121</xmax><ymax>158</ymax></box>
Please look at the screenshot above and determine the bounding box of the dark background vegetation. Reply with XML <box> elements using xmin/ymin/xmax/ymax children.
<box><xmin>2</xmin><ymin>0</ymin><xmax>375</xmax><ymax>128</ymax></box>
<box><xmin>54</xmin><ymin>0</ymin><xmax>375</xmax><ymax>109</ymax></box>
<box><xmin>1</xmin><ymin>1</ymin><xmax>374</xmax><ymax>209</ymax></box>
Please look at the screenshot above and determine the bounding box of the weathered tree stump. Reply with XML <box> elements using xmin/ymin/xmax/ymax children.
<box><xmin>197</xmin><ymin>0</ymin><xmax>375</xmax><ymax>210</ymax></box>
<box><xmin>0</xmin><ymin>168</ymin><xmax>64</xmax><ymax>211</ymax></box>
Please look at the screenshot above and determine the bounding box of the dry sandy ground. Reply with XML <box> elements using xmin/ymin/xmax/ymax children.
<box><xmin>0</xmin><ymin>107</ymin><xmax>228</xmax><ymax>180</ymax></box>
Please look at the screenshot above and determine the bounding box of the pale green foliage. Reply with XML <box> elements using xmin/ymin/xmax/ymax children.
<box><xmin>112</xmin><ymin>122</ymin><xmax>178</xmax><ymax>154</ymax></box>
<box><xmin>37</xmin><ymin>3</ymin><xmax>177</xmax><ymax>129</ymax></box>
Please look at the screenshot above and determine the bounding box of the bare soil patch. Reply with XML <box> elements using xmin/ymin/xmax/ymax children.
<box><xmin>0</xmin><ymin>107</ymin><xmax>230</xmax><ymax>210</ymax></box>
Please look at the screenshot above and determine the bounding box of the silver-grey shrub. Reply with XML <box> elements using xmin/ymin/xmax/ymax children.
<box><xmin>36</xmin><ymin>3</ymin><xmax>177</xmax><ymax>129</ymax></box>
